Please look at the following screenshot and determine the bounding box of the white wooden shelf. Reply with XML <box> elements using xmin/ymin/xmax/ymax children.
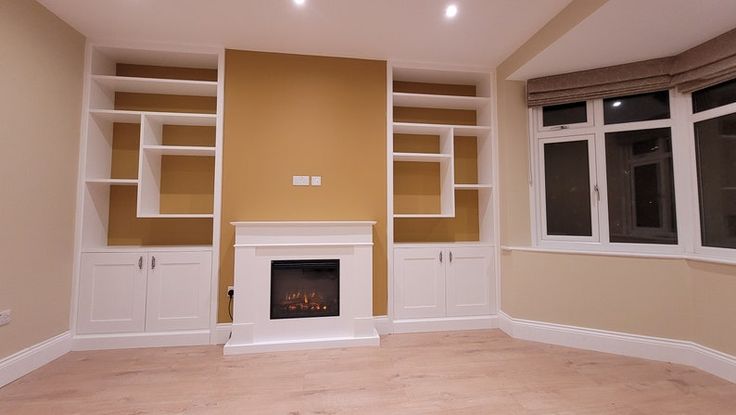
<box><xmin>92</xmin><ymin>75</ymin><xmax>217</xmax><ymax>97</ymax></box>
<box><xmin>394</xmin><ymin>213</ymin><xmax>455</xmax><ymax>218</ymax></box>
<box><xmin>138</xmin><ymin>213</ymin><xmax>214</xmax><ymax>219</ymax></box>
<box><xmin>142</xmin><ymin>145</ymin><xmax>216</xmax><ymax>157</ymax></box>
<box><xmin>90</xmin><ymin>109</ymin><xmax>216</xmax><ymax>125</ymax></box>
<box><xmin>454</xmin><ymin>184</ymin><xmax>493</xmax><ymax>190</ymax></box>
<box><xmin>393</xmin><ymin>92</ymin><xmax>490</xmax><ymax>110</ymax></box>
<box><xmin>89</xmin><ymin>109</ymin><xmax>142</xmax><ymax>123</ymax></box>
<box><xmin>393</xmin><ymin>122</ymin><xmax>490</xmax><ymax>137</ymax></box>
<box><xmin>393</xmin><ymin>152</ymin><xmax>451</xmax><ymax>162</ymax></box>
<box><xmin>86</xmin><ymin>178</ymin><xmax>138</xmax><ymax>186</ymax></box>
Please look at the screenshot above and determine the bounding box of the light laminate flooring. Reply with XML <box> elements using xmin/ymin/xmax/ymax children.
<box><xmin>1</xmin><ymin>330</ymin><xmax>735</xmax><ymax>414</ymax></box>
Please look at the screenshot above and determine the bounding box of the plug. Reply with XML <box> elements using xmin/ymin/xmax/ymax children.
<box><xmin>227</xmin><ymin>286</ymin><xmax>234</xmax><ymax>298</ymax></box>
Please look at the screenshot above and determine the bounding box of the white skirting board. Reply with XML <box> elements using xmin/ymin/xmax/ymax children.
<box><xmin>71</xmin><ymin>330</ymin><xmax>212</xmax><ymax>351</ymax></box>
<box><xmin>391</xmin><ymin>315</ymin><xmax>499</xmax><ymax>334</ymax></box>
<box><xmin>498</xmin><ymin>311</ymin><xmax>736</xmax><ymax>384</ymax></box>
<box><xmin>223</xmin><ymin>332</ymin><xmax>380</xmax><ymax>355</ymax></box>
<box><xmin>0</xmin><ymin>331</ymin><xmax>71</xmax><ymax>388</ymax></box>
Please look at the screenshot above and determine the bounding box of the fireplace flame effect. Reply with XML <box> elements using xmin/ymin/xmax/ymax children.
<box><xmin>281</xmin><ymin>289</ymin><xmax>330</xmax><ymax>313</ymax></box>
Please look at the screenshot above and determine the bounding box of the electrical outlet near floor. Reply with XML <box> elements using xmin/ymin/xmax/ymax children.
<box><xmin>227</xmin><ymin>286</ymin><xmax>234</xmax><ymax>296</ymax></box>
<box><xmin>0</xmin><ymin>309</ymin><xmax>11</xmax><ymax>327</ymax></box>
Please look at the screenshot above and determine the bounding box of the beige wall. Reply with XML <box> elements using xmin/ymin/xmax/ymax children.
<box><xmin>219</xmin><ymin>50</ymin><xmax>387</xmax><ymax>322</ymax></box>
<box><xmin>496</xmin><ymin>2</ymin><xmax>736</xmax><ymax>356</ymax></box>
<box><xmin>0</xmin><ymin>0</ymin><xmax>84</xmax><ymax>359</ymax></box>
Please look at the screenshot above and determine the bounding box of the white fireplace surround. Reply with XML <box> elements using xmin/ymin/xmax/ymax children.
<box><xmin>224</xmin><ymin>221</ymin><xmax>379</xmax><ymax>354</ymax></box>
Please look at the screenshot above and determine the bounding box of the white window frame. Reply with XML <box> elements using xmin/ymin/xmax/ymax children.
<box><xmin>687</xmin><ymin>98</ymin><xmax>736</xmax><ymax>261</ymax></box>
<box><xmin>531</xmin><ymin>90</ymin><xmax>687</xmax><ymax>255</ymax></box>
<box><xmin>536</xmin><ymin>100</ymin><xmax>595</xmax><ymax>132</ymax></box>
<box><xmin>537</xmin><ymin>134</ymin><xmax>599</xmax><ymax>243</ymax></box>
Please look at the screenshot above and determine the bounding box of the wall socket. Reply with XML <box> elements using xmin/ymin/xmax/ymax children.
<box><xmin>227</xmin><ymin>286</ymin><xmax>234</xmax><ymax>296</ymax></box>
<box><xmin>0</xmin><ymin>309</ymin><xmax>11</xmax><ymax>327</ymax></box>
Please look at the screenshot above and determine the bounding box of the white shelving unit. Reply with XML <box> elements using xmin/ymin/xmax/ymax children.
<box><xmin>388</xmin><ymin>63</ymin><xmax>499</xmax><ymax>332</ymax></box>
<box><xmin>71</xmin><ymin>43</ymin><xmax>224</xmax><ymax>350</ymax></box>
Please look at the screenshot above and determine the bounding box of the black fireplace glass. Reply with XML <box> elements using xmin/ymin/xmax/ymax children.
<box><xmin>270</xmin><ymin>259</ymin><xmax>340</xmax><ymax>319</ymax></box>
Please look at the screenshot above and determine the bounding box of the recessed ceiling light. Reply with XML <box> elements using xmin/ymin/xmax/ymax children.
<box><xmin>445</xmin><ymin>4</ymin><xmax>458</xmax><ymax>18</ymax></box>
<box><xmin>612</xmin><ymin>101</ymin><xmax>622</xmax><ymax>107</ymax></box>
<box><xmin>293</xmin><ymin>0</ymin><xmax>306</xmax><ymax>6</ymax></box>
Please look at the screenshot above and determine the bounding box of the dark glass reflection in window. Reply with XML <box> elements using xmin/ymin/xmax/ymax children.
<box><xmin>694</xmin><ymin>112</ymin><xmax>736</xmax><ymax>249</ymax></box>
<box><xmin>542</xmin><ymin>101</ymin><xmax>587</xmax><ymax>127</ymax></box>
<box><xmin>544</xmin><ymin>140</ymin><xmax>592</xmax><ymax>236</ymax></box>
<box><xmin>603</xmin><ymin>91</ymin><xmax>670</xmax><ymax>125</ymax></box>
<box><xmin>692</xmin><ymin>78</ymin><xmax>736</xmax><ymax>113</ymax></box>
<box><xmin>605</xmin><ymin>128</ymin><xmax>677</xmax><ymax>244</ymax></box>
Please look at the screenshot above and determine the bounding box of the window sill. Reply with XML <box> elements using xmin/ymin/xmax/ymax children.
<box><xmin>500</xmin><ymin>245</ymin><xmax>736</xmax><ymax>267</ymax></box>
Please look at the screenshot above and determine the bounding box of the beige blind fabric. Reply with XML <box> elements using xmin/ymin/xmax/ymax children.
<box><xmin>526</xmin><ymin>28</ymin><xmax>736</xmax><ymax>106</ymax></box>
<box><xmin>671</xmin><ymin>29</ymin><xmax>736</xmax><ymax>93</ymax></box>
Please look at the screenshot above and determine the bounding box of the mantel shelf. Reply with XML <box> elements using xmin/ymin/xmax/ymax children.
<box><xmin>92</xmin><ymin>75</ymin><xmax>217</xmax><ymax>97</ymax></box>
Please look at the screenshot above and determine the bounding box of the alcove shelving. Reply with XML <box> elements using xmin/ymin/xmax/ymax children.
<box><xmin>389</xmin><ymin>64</ymin><xmax>498</xmax><ymax>329</ymax></box>
<box><xmin>80</xmin><ymin>45</ymin><xmax>221</xmax><ymax>250</ymax></box>
<box><xmin>391</xmin><ymin>65</ymin><xmax>495</xmax><ymax>243</ymax></box>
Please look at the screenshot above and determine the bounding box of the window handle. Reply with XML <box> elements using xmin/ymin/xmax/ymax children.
<box><xmin>593</xmin><ymin>184</ymin><xmax>600</xmax><ymax>201</ymax></box>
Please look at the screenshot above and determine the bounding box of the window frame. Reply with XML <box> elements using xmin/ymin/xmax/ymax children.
<box><xmin>536</xmin><ymin>100</ymin><xmax>595</xmax><ymax>132</ymax></box>
<box><xmin>686</xmin><ymin>98</ymin><xmax>736</xmax><ymax>260</ymax></box>
<box><xmin>530</xmin><ymin>90</ymin><xmax>689</xmax><ymax>255</ymax></box>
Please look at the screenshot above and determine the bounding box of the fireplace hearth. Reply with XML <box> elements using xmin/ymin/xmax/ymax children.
<box><xmin>270</xmin><ymin>259</ymin><xmax>339</xmax><ymax>319</ymax></box>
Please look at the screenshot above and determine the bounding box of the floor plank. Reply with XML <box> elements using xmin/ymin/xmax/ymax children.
<box><xmin>1</xmin><ymin>330</ymin><xmax>734</xmax><ymax>414</ymax></box>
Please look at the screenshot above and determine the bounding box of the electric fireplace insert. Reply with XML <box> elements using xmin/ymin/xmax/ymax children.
<box><xmin>270</xmin><ymin>259</ymin><xmax>340</xmax><ymax>319</ymax></box>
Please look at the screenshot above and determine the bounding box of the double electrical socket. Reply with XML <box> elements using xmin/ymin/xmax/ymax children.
<box><xmin>0</xmin><ymin>309</ymin><xmax>11</xmax><ymax>327</ymax></box>
<box><xmin>292</xmin><ymin>176</ymin><xmax>322</xmax><ymax>186</ymax></box>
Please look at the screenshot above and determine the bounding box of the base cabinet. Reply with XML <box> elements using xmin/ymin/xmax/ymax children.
<box><xmin>394</xmin><ymin>245</ymin><xmax>494</xmax><ymax>320</ymax></box>
<box><xmin>77</xmin><ymin>250</ymin><xmax>211</xmax><ymax>335</ymax></box>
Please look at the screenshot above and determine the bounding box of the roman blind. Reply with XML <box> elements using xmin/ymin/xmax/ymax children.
<box><xmin>526</xmin><ymin>27</ymin><xmax>736</xmax><ymax>107</ymax></box>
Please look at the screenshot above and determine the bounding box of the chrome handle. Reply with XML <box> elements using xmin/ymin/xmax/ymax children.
<box><xmin>138</xmin><ymin>256</ymin><xmax>143</xmax><ymax>270</ymax></box>
<box><xmin>151</xmin><ymin>256</ymin><xmax>156</xmax><ymax>270</ymax></box>
<box><xmin>593</xmin><ymin>184</ymin><xmax>600</xmax><ymax>201</ymax></box>
<box><xmin>439</xmin><ymin>251</ymin><xmax>443</xmax><ymax>263</ymax></box>
<box><xmin>449</xmin><ymin>251</ymin><xmax>453</xmax><ymax>263</ymax></box>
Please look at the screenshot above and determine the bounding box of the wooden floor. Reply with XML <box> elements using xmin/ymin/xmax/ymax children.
<box><xmin>1</xmin><ymin>330</ymin><xmax>735</xmax><ymax>414</ymax></box>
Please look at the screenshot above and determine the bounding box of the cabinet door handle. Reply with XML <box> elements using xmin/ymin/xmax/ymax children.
<box><xmin>449</xmin><ymin>251</ymin><xmax>453</xmax><ymax>263</ymax></box>
<box><xmin>439</xmin><ymin>251</ymin><xmax>443</xmax><ymax>263</ymax></box>
<box><xmin>151</xmin><ymin>256</ymin><xmax>156</xmax><ymax>270</ymax></box>
<box><xmin>138</xmin><ymin>256</ymin><xmax>143</xmax><ymax>270</ymax></box>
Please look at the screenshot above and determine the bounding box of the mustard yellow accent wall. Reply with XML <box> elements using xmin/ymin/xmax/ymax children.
<box><xmin>219</xmin><ymin>50</ymin><xmax>387</xmax><ymax>321</ymax></box>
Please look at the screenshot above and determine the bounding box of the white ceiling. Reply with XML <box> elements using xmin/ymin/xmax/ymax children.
<box><xmin>510</xmin><ymin>0</ymin><xmax>736</xmax><ymax>80</ymax></box>
<box><xmin>37</xmin><ymin>0</ymin><xmax>571</xmax><ymax>69</ymax></box>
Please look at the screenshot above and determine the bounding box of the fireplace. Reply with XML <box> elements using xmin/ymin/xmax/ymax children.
<box><xmin>226</xmin><ymin>221</ymin><xmax>378</xmax><ymax>354</ymax></box>
<box><xmin>270</xmin><ymin>259</ymin><xmax>339</xmax><ymax>319</ymax></box>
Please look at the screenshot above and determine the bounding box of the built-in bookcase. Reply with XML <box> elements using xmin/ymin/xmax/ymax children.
<box><xmin>79</xmin><ymin>45</ymin><xmax>222</xmax><ymax>250</ymax></box>
<box><xmin>390</xmin><ymin>65</ymin><xmax>495</xmax><ymax>243</ymax></box>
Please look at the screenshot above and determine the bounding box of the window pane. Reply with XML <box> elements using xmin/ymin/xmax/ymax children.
<box><xmin>603</xmin><ymin>91</ymin><xmax>670</xmax><ymax>125</ymax></box>
<box><xmin>693</xmin><ymin>78</ymin><xmax>736</xmax><ymax>113</ymax></box>
<box><xmin>542</xmin><ymin>102</ymin><xmax>587</xmax><ymax>127</ymax></box>
<box><xmin>694</xmin><ymin>112</ymin><xmax>736</xmax><ymax>249</ymax></box>
<box><xmin>605</xmin><ymin>128</ymin><xmax>677</xmax><ymax>244</ymax></box>
<box><xmin>544</xmin><ymin>140</ymin><xmax>592</xmax><ymax>236</ymax></box>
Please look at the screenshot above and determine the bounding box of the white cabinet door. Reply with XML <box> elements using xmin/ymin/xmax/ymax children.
<box><xmin>77</xmin><ymin>252</ymin><xmax>147</xmax><ymax>334</ymax></box>
<box><xmin>145</xmin><ymin>251</ymin><xmax>211</xmax><ymax>331</ymax></box>
<box><xmin>445</xmin><ymin>246</ymin><xmax>493</xmax><ymax>317</ymax></box>
<box><xmin>394</xmin><ymin>247</ymin><xmax>446</xmax><ymax>319</ymax></box>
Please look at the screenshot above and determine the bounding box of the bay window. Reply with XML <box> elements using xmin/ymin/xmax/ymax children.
<box><xmin>531</xmin><ymin>80</ymin><xmax>736</xmax><ymax>261</ymax></box>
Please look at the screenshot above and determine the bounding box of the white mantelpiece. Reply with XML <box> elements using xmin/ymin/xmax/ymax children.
<box><xmin>224</xmin><ymin>221</ymin><xmax>379</xmax><ymax>354</ymax></box>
